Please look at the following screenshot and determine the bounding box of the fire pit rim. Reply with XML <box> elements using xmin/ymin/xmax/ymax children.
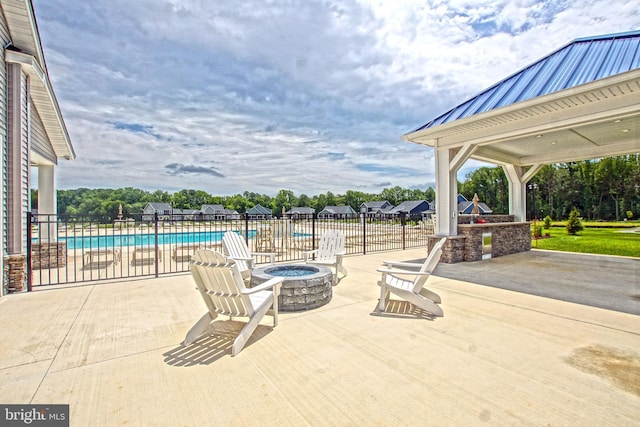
<box><xmin>262</xmin><ymin>264</ymin><xmax>320</xmax><ymax>277</ymax></box>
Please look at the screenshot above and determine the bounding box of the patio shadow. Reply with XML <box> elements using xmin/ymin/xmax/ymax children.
<box><xmin>370</xmin><ymin>300</ymin><xmax>437</xmax><ymax>320</ymax></box>
<box><xmin>162</xmin><ymin>320</ymin><xmax>273</xmax><ymax>366</ymax></box>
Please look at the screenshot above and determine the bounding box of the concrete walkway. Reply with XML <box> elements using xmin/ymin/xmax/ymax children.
<box><xmin>0</xmin><ymin>249</ymin><xmax>638</xmax><ymax>426</ymax></box>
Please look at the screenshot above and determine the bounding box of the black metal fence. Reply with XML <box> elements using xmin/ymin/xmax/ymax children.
<box><xmin>27</xmin><ymin>212</ymin><xmax>431</xmax><ymax>287</ymax></box>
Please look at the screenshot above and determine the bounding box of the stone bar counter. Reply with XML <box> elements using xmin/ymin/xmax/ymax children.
<box><xmin>427</xmin><ymin>215</ymin><xmax>532</xmax><ymax>263</ymax></box>
<box><xmin>458</xmin><ymin>222</ymin><xmax>531</xmax><ymax>261</ymax></box>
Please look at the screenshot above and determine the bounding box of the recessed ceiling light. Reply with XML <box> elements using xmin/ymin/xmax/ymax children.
<box><xmin>621</xmin><ymin>129</ymin><xmax>630</xmax><ymax>133</ymax></box>
<box><xmin>551</xmin><ymin>141</ymin><xmax>558</xmax><ymax>145</ymax></box>
<box><xmin>614</xmin><ymin>119</ymin><xmax>622</xmax><ymax>123</ymax></box>
<box><xmin>536</xmin><ymin>134</ymin><xmax>543</xmax><ymax>138</ymax></box>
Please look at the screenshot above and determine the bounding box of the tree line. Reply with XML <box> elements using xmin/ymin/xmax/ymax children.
<box><xmin>33</xmin><ymin>155</ymin><xmax>639</xmax><ymax>221</ymax></box>
<box><xmin>41</xmin><ymin>187</ymin><xmax>437</xmax><ymax>219</ymax></box>
<box><xmin>459</xmin><ymin>155</ymin><xmax>640</xmax><ymax>221</ymax></box>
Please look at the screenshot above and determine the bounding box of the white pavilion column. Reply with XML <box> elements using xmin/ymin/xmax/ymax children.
<box><xmin>502</xmin><ymin>164</ymin><xmax>543</xmax><ymax>222</ymax></box>
<box><xmin>434</xmin><ymin>148</ymin><xmax>455</xmax><ymax>235</ymax></box>
<box><xmin>435</xmin><ymin>144</ymin><xmax>476</xmax><ymax>236</ymax></box>
<box><xmin>503</xmin><ymin>165</ymin><xmax>526</xmax><ymax>222</ymax></box>
<box><xmin>38</xmin><ymin>164</ymin><xmax>57</xmax><ymax>241</ymax></box>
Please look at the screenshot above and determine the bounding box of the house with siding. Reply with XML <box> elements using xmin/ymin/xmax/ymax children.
<box><xmin>285</xmin><ymin>207</ymin><xmax>315</xmax><ymax>218</ymax></box>
<box><xmin>387</xmin><ymin>200</ymin><xmax>432</xmax><ymax>219</ymax></box>
<box><xmin>1</xmin><ymin>1</ymin><xmax>75</xmax><ymax>295</ymax></box>
<box><xmin>201</xmin><ymin>204</ymin><xmax>224</xmax><ymax>220</ymax></box>
<box><xmin>200</xmin><ymin>204</ymin><xmax>240</xmax><ymax>220</ymax></box>
<box><xmin>142</xmin><ymin>203</ymin><xmax>180</xmax><ymax>221</ymax></box>
<box><xmin>318</xmin><ymin>206</ymin><xmax>357</xmax><ymax>219</ymax></box>
<box><xmin>360</xmin><ymin>201</ymin><xmax>393</xmax><ymax>215</ymax></box>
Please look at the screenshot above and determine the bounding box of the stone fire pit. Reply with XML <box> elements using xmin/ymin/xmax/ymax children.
<box><xmin>250</xmin><ymin>264</ymin><xmax>332</xmax><ymax>312</ymax></box>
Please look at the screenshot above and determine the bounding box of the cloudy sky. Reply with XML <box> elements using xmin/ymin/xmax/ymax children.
<box><xmin>32</xmin><ymin>0</ymin><xmax>639</xmax><ymax>196</ymax></box>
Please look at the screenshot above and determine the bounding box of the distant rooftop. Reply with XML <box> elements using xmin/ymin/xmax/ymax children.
<box><xmin>247</xmin><ymin>204</ymin><xmax>272</xmax><ymax>215</ymax></box>
<box><xmin>409</xmin><ymin>30</ymin><xmax>640</xmax><ymax>133</ymax></box>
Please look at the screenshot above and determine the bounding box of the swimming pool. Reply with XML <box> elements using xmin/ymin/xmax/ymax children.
<box><xmin>52</xmin><ymin>230</ymin><xmax>255</xmax><ymax>250</ymax></box>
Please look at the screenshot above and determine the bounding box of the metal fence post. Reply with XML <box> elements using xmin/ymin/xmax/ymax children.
<box><xmin>401</xmin><ymin>212</ymin><xmax>407</xmax><ymax>250</ymax></box>
<box><xmin>26</xmin><ymin>212</ymin><xmax>33</xmax><ymax>292</ymax></box>
<box><xmin>312</xmin><ymin>213</ymin><xmax>317</xmax><ymax>251</ymax></box>
<box><xmin>154</xmin><ymin>212</ymin><xmax>159</xmax><ymax>277</ymax></box>
<box><xmin>244</xmin><ymin>213</ymin><xmax>249</xmax><ymax>242</ymax></box>
<box><xmin>362</xmin><ymin>211</ymin><xmax>367</xmax><ymax>255</ymax></box>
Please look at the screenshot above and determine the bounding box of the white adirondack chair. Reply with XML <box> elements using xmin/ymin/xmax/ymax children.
<box><xmin>376</xmin><ymin>237</ymin><xmax>447</xmax><ymax>317</ymax></box>
<box><xmin>222</xmin><ymin>231</ymin><xmax>275</xmax><ymax>281</ymax></box>
<box><xmin>185</xmin><ymin>250</ymin><xmax>283</xmax><ymax>356</ymax></box>
<box><xmin>303</xmin><ymin>230</ymin><xmax>347</xmax><ymax>285</ymax></box>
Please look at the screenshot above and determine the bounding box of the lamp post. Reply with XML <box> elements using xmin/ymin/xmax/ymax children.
<box><xmin>528</xmin><ymin>183</ymin><xmax>539</xmax><ymax>247</ymax></box>
<box><xmin>528</xmin><ymin>183</ymin><xmax>538</xmax><ymax>220</ymax></box>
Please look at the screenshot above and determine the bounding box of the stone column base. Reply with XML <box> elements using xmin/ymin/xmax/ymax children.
<box><xmin>4</xmin><ymin>254</ymin><xmax>26</xmax><ymax>292</ymax></box>
<box><xmin>32</xmin><ymin>242</ymin><xmax>67</xmax><ymax>269</ymax></box>
<box><xmin>427</xmin><ymin>235</ymin><xmax>466</xmax><ymax>263</ymax></box>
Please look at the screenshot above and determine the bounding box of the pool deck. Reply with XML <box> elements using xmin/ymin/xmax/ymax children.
<box><xmin>1</xmin><ymin>248</ymin><xmax>639</xmax><ymax>425</ymax></box>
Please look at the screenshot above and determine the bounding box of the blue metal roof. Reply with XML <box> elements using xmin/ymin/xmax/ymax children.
<box><xmin>409</xmin><ymin>30</ymin><xmax>640</xmax><ymax>133</ymax></box>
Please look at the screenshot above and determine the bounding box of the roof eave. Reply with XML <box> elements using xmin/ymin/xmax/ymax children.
<box><xmin>2</xmin><ymin>1</ymin><xmax>75</xmax><ymax>160</ymax></box>
<box><xmin>6</xmin><ymin>50</ymin><xmax>75</xmax><ymax>160</ymax></box>
<box><xmin>403</xmin><ymin>69</ymin><xmax>640</xmax><ymax>149</ymax></box>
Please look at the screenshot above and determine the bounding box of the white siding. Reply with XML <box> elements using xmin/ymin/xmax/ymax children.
<box><xmin>0</xmin><ymin>10</ymin><xmax>10</xmax><ymax>270</ymax></box>
<box><xmin>21</xmin><ymin>73</ymin><xmax>29</xmax><ymax>251</ymax></box>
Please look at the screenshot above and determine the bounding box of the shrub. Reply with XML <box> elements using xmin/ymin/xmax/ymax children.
<box><xmin>626</xmin><ymin>210</ymin><xmax>634</xmax><ymax>220</ymax></box>
<box><xmin>543</xmin><ymin>215</ymin><xmax>552</xmax><ymax>229</ymax></box>
<box><xmin>566</xmin><ymin>208</ymin><xmax>584</xmax><ymax>235</ymax></box>
<box><xmin>533</xmin><ymin>225</ymin><xmax>543</xmax><ymax>238</ymax></box>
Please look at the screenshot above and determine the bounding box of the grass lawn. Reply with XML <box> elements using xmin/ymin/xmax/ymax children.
<box><xmin>532</xmin><ymin>225</ymin><xmax>640</xmax><ymax>257</ymax></box>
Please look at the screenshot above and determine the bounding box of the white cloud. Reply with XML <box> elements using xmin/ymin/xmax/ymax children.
<box><xmin>32</xmin><ymin>0</ymin><xmax>640</xmax><ymax>196</ymax></box>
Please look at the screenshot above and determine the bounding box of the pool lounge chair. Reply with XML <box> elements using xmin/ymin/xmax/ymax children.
<box><xmin>130</xmin><ymin>247</ymin><xmax>162</xmax><ymax>265</ymax></box>
<box><xmin>375</xmin><ymin>237</ymin><xmax>446</xmax><ymax>317</ymax></box>
<box><xmin>185</xmin><ymin>250</ymin><xmax>282</xmax><ymax>356</ymax></box>
<box><xmin>222</xmin><ymin>231</ymin><xmax>275</xmax><ymax>281</ymax></box>
<box><xmin>82</xmin><ymin>249</ymin><xmax>121</xmax><ymax>269</ymax></box>
<box><xmin>303</xmin><ymin>230</ymin><xmax>347</xmax><ymax>285</ymax></box>
<box><xmin>172</xmin><ymin>244</ymin><xmax>201</xmax><ymax>262</ymax></box>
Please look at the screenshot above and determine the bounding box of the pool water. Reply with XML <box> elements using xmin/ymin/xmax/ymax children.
<box><xmin>265</xmin><ymin>266</ymin><xmax>318</xmax><ymax>277</ymax></box>
<box><xmin>49</xmin><ymin>230</ymin><xmax>255</xmax><ymax>250</ymax></box>
<box><xmin>35</xmin><ymin>229</ymin><xmax>312</xmax><ymax>251</ymax></box>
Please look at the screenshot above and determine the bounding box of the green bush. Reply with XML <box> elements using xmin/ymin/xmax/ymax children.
<box><xmin>566</xmin><ymin>208</ymin><xmax>584</xmax><ymax>235</ymax></box>
<box><xmin>533</xmin><ymin>225</ymin><xmax>543</xmax><ymax>238</ymax></box>
<box><xmin>543</xmin><ymin>215</ymin><xmax>552</xmax><ymax>229</ymax></box>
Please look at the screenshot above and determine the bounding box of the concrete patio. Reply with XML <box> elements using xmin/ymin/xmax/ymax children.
<box><xmin>0</xmin><ymin>248</ymin><xmax>638</xmax><ymax>426</ymax></box>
